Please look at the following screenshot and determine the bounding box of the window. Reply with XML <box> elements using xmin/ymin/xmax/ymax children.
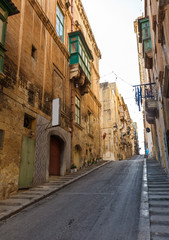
<box><xmin>28</xmin><ymin>89</ymin><xmax>35</xmax><ymax>106</ymax></box>
<box><xmin>71</xmin><ymin>42</ymin><xmax>77</xmax><ymax>53</ymax></box>
<box><xmin>24</xmin><ymin>113</ymin><xmax>35</xmax><ymax>129</ymax></box>
<box><xmin>0</xmin><ymin>7</ymin><xmax>6</xmax><ymax>44</ymax></box>
<box><xmin>56</xmin><ymin>5</ymin><xmax>64</xmax><ymax>42</ymax></box>
<box><xmin>0</xmin><ymin>129</ymin><xmax>4</xmax><ymax>149</ymax></box>
<box><xmin>75</xmin><ymin>96</ymin><xmax>81</xmax><ymax>124</ymax></box>
<box><xmin>0</xmin><ymin>2</ymin><xmax>19</xmax><ymax>75</ymax></box>
<box><xmin>31</xmin><ymin>45</ymin><xmax>37</xmax><ymax>60</ymax></box>
<box><xmin>0</xmin><ymin>19</ymin><xmax>4</xmax><ymax>44</ymax></box>
<box><xmin>0</xmin><ymin>7</ymin><xmax>7</xmax><ymax>73</ymax></box>
<box><xmin>88</xmin><ymin>112</ymin><xmax>91</xmax><ymax>134</ymax></box>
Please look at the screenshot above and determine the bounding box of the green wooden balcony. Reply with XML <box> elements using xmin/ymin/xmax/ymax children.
<box><xmin>138</xmin><ymin>18</ymin><xmax>152</xmax><ymax>68</ymax></box>
<box><xmin>69</xmin><ymin>31</ymin><xmax>93</xmax><ymax>83</ymax></box>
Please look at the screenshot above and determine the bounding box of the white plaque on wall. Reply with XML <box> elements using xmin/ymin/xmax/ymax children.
<box><xmin>52</xmin><ymin>98</ymin><xmax>60</xmax><ymax>126</ymax></box>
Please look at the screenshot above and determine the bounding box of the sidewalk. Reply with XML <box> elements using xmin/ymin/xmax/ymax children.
<box><xmin>0</xmin><ymin>161</ymin><xmax>110</xmax><ymax>222</ymax></box>
<box><xmin>147</xmin><ymin>158</ymin><xmax>169</xmax><ymax>240</ymax></box>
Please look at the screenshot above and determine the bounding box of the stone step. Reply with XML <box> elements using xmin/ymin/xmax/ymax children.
<box><xmin>149</xmin><ymin>189</ymin><xmax>169</xmax><ymax>193</ymax></box>
<box><xmin>150</xmin><ymin>214</ymin><xmax>169</xmax><ymax>222</ymax></box>
<box><xmin>150</xmin><ymin>209</ymin><xmax>169</xmax><ymax>215</ymax></box>
<box><xmin>149</xmin><ymin>193</ymin><xmax>169</xmax><ymax>196</ymax></box>
<box><xmin>149</xmin><ymin>196</ymin><xmax>169</xmax><ymax>201</ymax></box>
<box><xmin>148</xmin><ymin>180</ymin><xmax>169</xmax><ymax>182</ymax></box>
<box><xmin>149</xmin><ymin>201</ymin><xmax>169</xmax><ymax>208</ymax></box>
<box><xmin>149</xmin><ymin>185</ymin><xmax>169</xmax><ymax>189</ymax></box>
<box><xmin>148</xmin><ymin>182</ymin><xmax>169</xmax><ymax>184</ymax></box>
<box><xmin>151</xmin><ymin>235</ymin><xmax>169</xmax><ymax>240</ymax></box>
<box><xmin>151</xmin><ymin>225</ymin><xmax>169</xmax><ymax>236</ymax></box>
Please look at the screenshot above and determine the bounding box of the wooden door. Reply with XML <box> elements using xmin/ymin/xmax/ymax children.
<box><xmin>49</xmin><ymin>136</ymin><xmax>61</xmax><ymax>175</ymax></box>
<box><xmin>18</xmin><ymin>136</ymin><xmax>35</xmax><ymax>189</ymax></box>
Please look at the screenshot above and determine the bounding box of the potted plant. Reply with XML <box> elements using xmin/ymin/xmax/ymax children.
<box><xmin>70</xmin><ymin>163</ymin><xmax>77</xmax><ymax>173</ymax></box>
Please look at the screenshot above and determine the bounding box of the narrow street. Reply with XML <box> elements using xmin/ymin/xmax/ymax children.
<box><xmin>0</xmin><ymin>156</ymin><xmax>143</xmax><ymax>240</ymax></box>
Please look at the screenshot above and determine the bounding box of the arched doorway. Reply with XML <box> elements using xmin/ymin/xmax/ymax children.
<box><xmin>49</xmin><ymin>135</ymin><xmax>63</xmax><ymax>176</ymax></box>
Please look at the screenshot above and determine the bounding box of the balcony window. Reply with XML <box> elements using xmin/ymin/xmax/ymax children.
<box><xmin>71</xmin><ymin>42</ymin><xmax>77</xmax><ymax>53</ymax></box>
<box><xmin>0</xmin><ymin>19</ymin><xmax>4</xmax><ymax>44</ymax></box>
<box><xmin>69</xmin><ymin>31</ymin><xmax>93</xmax><ymax>82</ymax></box>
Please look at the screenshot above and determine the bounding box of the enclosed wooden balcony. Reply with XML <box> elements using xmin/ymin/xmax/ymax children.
<box><xmin>69</xmin><ymin>30</ymin><xmax>93</xmax><ymax>95</ymax></box>
<box><xmin>138</xmin><ymin>18</ymin><xmax>153</xmax><ymax>69</ymax></box>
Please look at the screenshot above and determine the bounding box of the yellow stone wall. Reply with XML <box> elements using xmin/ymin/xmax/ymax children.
<box><xmin>100</xmin><ymin>82</ymin><xmax>133</xmax><ymax>160</ymax></box>
<box><xmin>0</xmin><ymin>0</ymin><xmax>101</xmax><ymax>199</ymax></box>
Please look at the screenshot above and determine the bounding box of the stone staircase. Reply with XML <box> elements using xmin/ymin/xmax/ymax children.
<box><xmin>147</xmin><ymin>159</ymin><xmax>169</xmax><ymax>240</ymax></box>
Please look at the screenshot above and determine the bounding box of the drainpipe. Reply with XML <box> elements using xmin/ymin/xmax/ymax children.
<box><xmin>71</xmin><ymin>0</ymin><xmax>73</xmax><ymax>32</ymax></box>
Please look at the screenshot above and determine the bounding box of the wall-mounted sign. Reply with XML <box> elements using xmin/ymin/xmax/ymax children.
<box><xmin>52</xmin><ymin>98</ymin><xmax>60</xmax><ymax>126</ymax></box>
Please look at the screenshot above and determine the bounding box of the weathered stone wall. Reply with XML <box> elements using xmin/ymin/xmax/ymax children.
<box><xmin>0</xmin><ymin>0</ymin><xmax>71</xmax><ymax>200</ymax></box>
<box><xmin>34</xmin><ymin>115</ymin><xmax>71</xmax><ymax>186</ymax></box>
<box><xmin>0</xmin><ymin>88</ymin><xmax>37</xmax><ymax>199</ymax></box>
<box><xmin>100</xmin><ymin>82</ymin><xmax>133</xmax><ymax>161</ymax></box>
<box><xmin>0</xmin><ymin>0</ymin><xmax>101</xmax><ymax>199</ymax></box>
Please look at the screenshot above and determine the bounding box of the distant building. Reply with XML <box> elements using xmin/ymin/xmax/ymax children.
<box><xmin>100</xmin><ymin>82</ymin><xmax>136</xmax><ymax>160</ymax></box>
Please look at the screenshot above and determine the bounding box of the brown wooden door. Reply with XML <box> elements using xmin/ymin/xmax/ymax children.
<box><xmin>49</xmin><ymin>136</ymin><xmax>61</xmax><ymax>175</ymax></box>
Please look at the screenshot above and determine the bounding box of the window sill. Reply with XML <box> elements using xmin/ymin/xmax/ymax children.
<box><xmin>74</xmin><ymin>122</ymin><xmax>83</xmax><ymax>131</ymax></box>
<box><xmin>88</xmin><ymin>133</ymin><xmax>94</xmax><ymax>139</ymax></box>
<box><xmin>0</xmin><ymin>71</ymin><xmax>5</xmax><ymax>80</ymax></box>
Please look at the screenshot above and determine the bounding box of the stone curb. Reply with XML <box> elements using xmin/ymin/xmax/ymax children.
<box><xmin>0</xmin><ymin>161</ymin><xmax>111</xmax><ymax>222</ymax></box>
<box><xmin>138</xmin><ymin>158</ymin><xmax>150</xmax><ymax>240</ymax></box>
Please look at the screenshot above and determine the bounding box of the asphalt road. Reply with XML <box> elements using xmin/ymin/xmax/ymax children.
<box><xmin>0</xmin><ymin>156</ymin><xmax>143</xmax><ymax>240</ymax></box>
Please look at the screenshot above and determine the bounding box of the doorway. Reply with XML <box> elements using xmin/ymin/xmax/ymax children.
<box><xmin>49</xmin><ymin>135</ymin><xmax>62</xmax><ymax>176</ymax></box>
<box><xmin>19</xmin><ymin>136</ymin><xmax>35</xmax><ymax>189</ymax></box>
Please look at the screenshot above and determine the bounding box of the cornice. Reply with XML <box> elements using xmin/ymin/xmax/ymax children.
<box><xmin>91</xmin><ymin>62</ymin><xmax>100</xmax><ymax>80</ymax></box>
<box><xmin>28</xmin><ymin>0</ymin><xmax>70</xmax><ymax>60</ymax></box>
<box><xmin>74</xmin><ymin>0</ymin><xmax>101</xmax><ymax>59</ymax></box>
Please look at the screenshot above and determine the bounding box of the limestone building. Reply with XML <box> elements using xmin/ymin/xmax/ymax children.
<box><xmin>100</xmin><ymin>82</ymin><xmax>135</xmax><ymax>160</ymax></box>
<box><xmin>0</xmin><ymin>0</ymin><xmax>101</xmax><ymax>200</ymax></box>
<box><xmin>134</xmin><ymin>0</ymin><xmax>169</xmax><ymax>171</ymax></box>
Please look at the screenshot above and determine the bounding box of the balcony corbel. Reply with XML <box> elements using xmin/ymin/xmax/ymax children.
<box><xmin>69</xmin><ymin>63</ymin><xmax>90</xmax><ymax>95</ymax></box>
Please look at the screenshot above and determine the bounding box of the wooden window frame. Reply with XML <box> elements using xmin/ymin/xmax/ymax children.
<box><xmin>75</xmin><ymin>96</ymin><xmax>81</xmax><ymax>125</ymax></box>
<box><xmin>87</xmin><ymin>111</ymin><xmax>91</xmax><ymax>134</ymax></box>
<box><xmin>56</xmin><ymin>5</ymin><xmax>64</xmax><ymax>43</ymax></box>
<box><xmin>0</xmin><ymin>129</ymin><xmax>4</xmax><ymax>150</ymax></box>
<box><xmin>0</xmin><ymin>5</ymin><xmax>7</xmax><ymax>73</ymax></box>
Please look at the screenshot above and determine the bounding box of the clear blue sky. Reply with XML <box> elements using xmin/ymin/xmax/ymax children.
<box><xmin>82</xmin><ymin>0</ymin><xmax>145</xmax><ymax>153</ymax></box>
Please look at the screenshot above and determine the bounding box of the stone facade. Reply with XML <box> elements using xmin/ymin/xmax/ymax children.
<box><xmin>0</xmin><ymin>0</ymin><xmax>101</xmax><ymax>199</ymax></box>
<box><xmin>134</xmin><ymin>1</ymin><xmax>169</xmax><ymax>171</ymax></box>
<box><xmin>100</xmin><ymin>82</ymin><xmax>135</xmax><ymax>161</ymax></box>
